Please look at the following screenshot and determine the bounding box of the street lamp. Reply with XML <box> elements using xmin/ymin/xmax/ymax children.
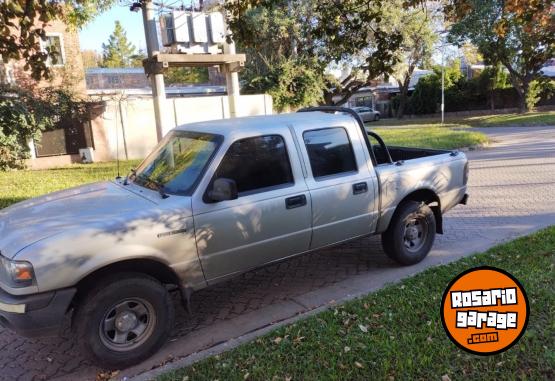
<box><xmin>438</xmin><ymin>29</ymin><xmax>450</xmax><ymax>125</ymax></box>
<box><xmin>441</xmin><ymin>42</ymin><xmax>445</xmax><ymax>125</ymax></box>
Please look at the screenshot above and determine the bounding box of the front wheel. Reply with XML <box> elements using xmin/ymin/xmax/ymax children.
<box><xmin>381</xmin><ymin>201</ymin><xmax>436</xmax><ymax>265</ymax></box>
<box><xmin>74</xmin><ymin>273</ymin><xmax>174</xmax><ymax>368</ymax></box>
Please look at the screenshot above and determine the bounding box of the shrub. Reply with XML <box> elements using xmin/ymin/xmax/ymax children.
<box><xmin>0</xmin><ymin>86</ymin><xmax>88</xmax><ymax>170</ymax></box>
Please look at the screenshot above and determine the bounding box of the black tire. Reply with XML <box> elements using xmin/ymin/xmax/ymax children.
<box><xmin>374</xmin><ymin>114</ymin><xmax>380</xmax><ymax>121</ymax></box>
<box><xmin>381</xmin><ymin>201</ymin><xmax>436</xmax><ymax>266</ymax></box>
<box><xmin>74</xmin><ymin>273</ymin><xmax>174</xmax><ymax>369</ymax></box>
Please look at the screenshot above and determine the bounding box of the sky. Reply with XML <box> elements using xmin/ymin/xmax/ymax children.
<box><xmin>79</xmin><ymin>5</ymin><xmax>147</xmax><ymax>52</ymax></box>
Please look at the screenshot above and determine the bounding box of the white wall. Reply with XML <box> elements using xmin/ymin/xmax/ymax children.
<box><xmin>101</xmin><ymin>94</ymin><xmax>273</xmax><ymax>160</ymax></box>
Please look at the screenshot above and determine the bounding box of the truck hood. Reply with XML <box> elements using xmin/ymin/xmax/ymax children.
<box><xmin>0</xmin><ymin>181</ymin><xmax>156</xmax><ymax>258</ymax></box>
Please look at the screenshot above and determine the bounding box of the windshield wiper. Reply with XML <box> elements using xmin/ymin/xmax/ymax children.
<box><xmin>136</xmin><ymin>174</ymin><xmax>169</xmax><ymax>199</ymax></box>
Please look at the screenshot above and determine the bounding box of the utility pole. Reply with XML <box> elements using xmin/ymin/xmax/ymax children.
<box><xmin>141</xmin><ymin>0</ymin><xmax>168</xmax><ymax>142</ymax></box>
<box><xmin>441</xmin><ymin>44</ymin><xmax>445</xmax><ymax>124</ymax></box>
<box><xmin>223</xmin><ymin>40</ymin><xmax>241</xmax><ymax>118</ymax></box>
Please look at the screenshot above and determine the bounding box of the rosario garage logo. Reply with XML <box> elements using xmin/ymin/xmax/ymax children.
<box><xmin>440</xmin><ymin>266</ymin><xmax>529</xmax><ymax>355</ymax></box>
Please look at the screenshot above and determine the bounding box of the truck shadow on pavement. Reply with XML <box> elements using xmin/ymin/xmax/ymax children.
<box><xmin>0</xmin><ymin>235</ymin><xmax>394</xmax><ymax>381</ymax></box>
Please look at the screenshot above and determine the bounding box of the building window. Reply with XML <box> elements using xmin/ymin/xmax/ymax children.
<box><xmin>106</xmin><ymin>75</ymin><xmax>121</xmax><ymax>86</ymax></box>
<box><xmin>0</xmin><ymin>62</ymin><xmax>15</xmax><ymax>85</ymax></box>
<box><xmin>354</xmin><ymin>96</ymin><xmax>373</xmax><ymax>108</ymax></box>
<box><xmin>41</xmin><ymin>34</ymin><xmax>65</xmax><ymax>66</ymax></box>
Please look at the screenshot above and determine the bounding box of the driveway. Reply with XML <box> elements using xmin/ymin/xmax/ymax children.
<box><xmin>1</xmin><ymin>126</ymin><xmax>553</xmax><ymax>381</ymax></box>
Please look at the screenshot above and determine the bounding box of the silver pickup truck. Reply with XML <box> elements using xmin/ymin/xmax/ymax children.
<box><xmin>0</xmin><ymin>107</ymin><xmax>468</xmax><ymax>367</ymax></box>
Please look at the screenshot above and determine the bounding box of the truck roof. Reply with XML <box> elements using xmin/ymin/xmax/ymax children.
<box><xmin>174</xmin><ymin>112</ymin><xmax>356</xmax><ymax>138</ymax></box>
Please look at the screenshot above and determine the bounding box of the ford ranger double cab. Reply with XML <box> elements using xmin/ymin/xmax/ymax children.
<box><xmin>0</xmin><ymin>107</ymin><xmax>468</xmax><ymax>367</ymax></box>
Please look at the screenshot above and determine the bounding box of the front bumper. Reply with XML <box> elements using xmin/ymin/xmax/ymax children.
<box><xmin>0</xmin><ymin>287</ymin><xmax>76</xmax><ymax>337</ymax></box>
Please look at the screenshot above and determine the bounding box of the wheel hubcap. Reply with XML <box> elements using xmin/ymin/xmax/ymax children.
<box><xmin>403</xmin><ymin>214</ymin><xmax>428</xmax><ymax>253</ymax></box>
<box><xmin>99</xmin><ymin>298</ymin><xmax>156</xmax><ymax>352</ymax></box>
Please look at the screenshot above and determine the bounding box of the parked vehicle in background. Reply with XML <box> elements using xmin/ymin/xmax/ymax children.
<box><xmin>352</xmin><ymin>106</ymin><xmax>381</xmax><ymax>122</ymax></box>
<box><xmin>0</xmin><ymin>107</ymin><xmax>468</xmax><ymax>368</ymax></box>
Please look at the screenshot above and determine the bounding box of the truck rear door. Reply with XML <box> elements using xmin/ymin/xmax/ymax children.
<box><xmin>295</xmin><ymin>123</ymin><xmax>379</xmax><ymax>249</ymax></box>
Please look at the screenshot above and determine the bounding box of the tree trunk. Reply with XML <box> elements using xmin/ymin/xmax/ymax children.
<box><xmin>396</xmin><ymin>94</ymin><xmax>407</xmax><ymax>119</ymax></box>
<box><xmin>513</xmin><ymin>82</ymin><xmax>529</xmax><ymax>113</ymax></box>
<box><xmin>396</xmin><ymin>76</ymin><xmax>410</xmax><ymax>119</ymax></box>
<box><xmin>502</xmin><ymin>61</ymin><xmax>529</xmax><ymax>113</ymax></box>
<box><xmin>490</xmin><ymin>90</ymin><xmax>495</xmax><ymax>111</ymax></box>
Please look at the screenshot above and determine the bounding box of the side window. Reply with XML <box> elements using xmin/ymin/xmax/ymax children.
<box><xmin>303</xmin><ymin>127</ymin><xmax>358</xmax><ymax>178</ymax></box>
<box><xmin>214</xmin><ymin>135</ymin><xmax>294</xmax><ymax>195</ymax></box>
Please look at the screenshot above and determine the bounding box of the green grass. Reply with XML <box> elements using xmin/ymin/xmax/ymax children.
<box><xmin>0</xmin><ymin>160</ymin><xmax>139</xmax><ymax>209</ymax></box>
<box><xmin>468</xmin><ymin>111</ymin><xmax>555</xmax><ymax>127</ymax></box>
<box><xmin>159</xmin><ymin>227</ymin><xmax>555</xmax><ymax>381</ymax></box>
<box><xmin>371</xmin><ymin>111</ymin><xmax>555</xmax><ymax>128</ymax></box>
<box><xmin>373</xmin><ymin>127</ymin><xmax>488</xmax><ymax>150</ymax></box>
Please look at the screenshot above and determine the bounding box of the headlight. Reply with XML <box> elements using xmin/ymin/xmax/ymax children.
<box><xmin>0</xmin><ymin>254</ymin><xmax>35</xmax><ymax>288</ymax></box>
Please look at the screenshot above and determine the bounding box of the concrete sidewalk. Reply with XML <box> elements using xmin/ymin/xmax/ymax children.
<box><xmin>1</xmin><ymin>126</ymin><xmax>553</xmax><ymax>381</ymax></box>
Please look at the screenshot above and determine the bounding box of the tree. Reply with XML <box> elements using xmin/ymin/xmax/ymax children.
<box><xmin>447</xmin><ymin>0</ymin><xmax>555</xmax><ymax>112</ymax></box>
<box><xmin>224</xmin><ymin>0</ymin><xmax>407</xmax><ymax>109</ymax></box>
<box><xmin>0</xmin><ymin>0</ymin><xmax>114</xmax><ymax>80</ymax></box>
<box><xmin>388</xmin><ymin>1</ymin><xmax>437</xmax><ymax>118</ymax></box>
<box><xmin>223</xmin><ymin>2</ymin><xmax>327</xmax><ymax>110</ymax></box>
<box><xmin>130</xmin><ymin>49</ymin><xmax>147</xmax><ymax>68</ymax></box>
<box><xmin>409</xmin><ymin>60</ymin><xmax>463</xmax><ymax>114</ymax></box>
<box><xmin>81</xmin><ymin>49</ymin><xmax>103</xmax><ymax>68</ymax></box>
<box><xmin>101</xmin><ymin>21</ymin><xmax>137</xmax><ymax>68</ymax></box>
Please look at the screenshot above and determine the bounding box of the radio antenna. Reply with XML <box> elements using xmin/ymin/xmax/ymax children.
<box><xmin>115</xmin><ymin>94</ymin><xmax>121</xmax><ymax>179</ymax></box>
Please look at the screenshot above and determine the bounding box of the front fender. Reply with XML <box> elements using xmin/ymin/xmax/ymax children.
<box><xmin>15</xmin><ymin>219</ymin><xmax>204</xmax><ymax>294</ymax></box>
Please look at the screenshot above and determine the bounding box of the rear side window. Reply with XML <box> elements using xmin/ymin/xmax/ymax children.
<box><xmin>303</xmin><ymin>127</ymin><xmax>358</xmax><ymax>178</ymax></box>
<box><xmin>214</xmin><ymin>135</ymin><xmax>294</xmax><ymax>194</ymax></box>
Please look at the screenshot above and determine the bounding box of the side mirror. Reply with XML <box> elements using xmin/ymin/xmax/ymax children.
<box><xmin>208</xmin><ymin>178</ymin><xmax>238</xmax><ymax>202</ymax></box>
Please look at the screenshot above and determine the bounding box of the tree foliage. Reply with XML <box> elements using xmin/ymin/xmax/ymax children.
<box><xmin>405</xmin><ymin>61</ymin><xmax>534</xmax><ymax>115</ymax></box>
<box><xmin>101</xmin><ymin>21</ymin><xmax>138</xmax><ymax>68</ymax></box>
<box><xmin>0</xmin><ymin>0</ymin><xmax>115</xmax><ymax>80</ymax></box>
<box><xmin>387</xmin><ymin>1</ymin><xmax>437</xmax><ymax>118</ymax></box>
<box><xmin>81</xmin><ymin>49</ymin><xmax>103</xmax><ymax>68</ymax></box>
<box><xmin>0</xmin><ymin>86</ymin><xmax>88</xmax><ymax>170</ymax></box>
<box><xmin>224</xmin><ymin>0</ymin><xmax>409</xmax><ymax>109</ymax></box>
<box><xmin>165</xmin><ymin>67</ymin><xmax>210</xmax><ymax>85</ymax></box>
<box><xmin>447</xmin><ymin>0</ymin><xmax>555</xmax><ymax>112</ymax></box>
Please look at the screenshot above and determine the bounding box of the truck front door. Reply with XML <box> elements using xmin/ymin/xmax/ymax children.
<box><xmin>191</xmin><ymin>132</ymin><xmax>312</xmax><ymax>283</ymax></box>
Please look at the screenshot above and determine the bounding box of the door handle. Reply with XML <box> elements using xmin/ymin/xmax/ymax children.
<box><xmin>353</xmin><ymin>182</ymin><xmax>368</xmax><ymax>195</ymax></box>
<box><xmin>285</xmin><ymin>194</ymin><xmax>307</xmax><ymax>209</ymax></box>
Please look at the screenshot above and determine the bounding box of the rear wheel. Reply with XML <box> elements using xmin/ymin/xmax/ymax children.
<box><xmin>382</xmin><ymin>201</ymin><xmax>436</xmax><ymax>265</ymax></box>
<box><xmin>374</xmin><ymin>114</ymin><xmax>380</xmax><ymax>121</ymax></box>
<box><xmin>74</xmin><ymin>273</ymin><xmax>174</xmax><ymax>368</ymax></box>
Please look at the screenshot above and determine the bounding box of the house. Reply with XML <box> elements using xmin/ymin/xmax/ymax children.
<box><xmin>86</xmin><ymin>67</ymin><xmax>151</xmax><ymax>89</ymax></box>
<box><xmin>85</xmin><ymin>66</ymin><xmax>226</xmax><ymax>95</ymax></box>
<box><xmin>343</xmin><ymin>69</ymin><xmax>433</xmax><ymax>117</ymax></box>
<box><xmin>0</xmin><ymin>19</ymin><xmax>107</xmax><ymax>169</ymax></box>
<box><xmin>7</xmin><ymin>19</ymin><xmax>87</xmax><ymax>93</ymax></box>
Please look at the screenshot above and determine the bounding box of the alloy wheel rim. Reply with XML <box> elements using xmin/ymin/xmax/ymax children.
<box><xmin>403</xmin><ymin>213</ymin><xmax>428</xmax><ymax>253</ymax></box>
<box><xmin>99</xmin><ymin>298</ymin><xmax>156</xmax><ymax>352</ymax></box>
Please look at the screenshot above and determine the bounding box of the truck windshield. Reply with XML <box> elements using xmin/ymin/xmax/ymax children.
<box><xmin>133</xmin><ymin>131</ymin><xmax>222</xmax><ymax>196</ymax></box>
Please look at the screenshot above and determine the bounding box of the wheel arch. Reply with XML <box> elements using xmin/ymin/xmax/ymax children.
<box><xmin>383</xmin><ymin>188</ymin><xmax>443</xmax><ymax>234</ymax></box>
<box><xmin>69</xmin><ymin>258</ymin><xmax>181</xmax><ymax>312</ymax></box>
